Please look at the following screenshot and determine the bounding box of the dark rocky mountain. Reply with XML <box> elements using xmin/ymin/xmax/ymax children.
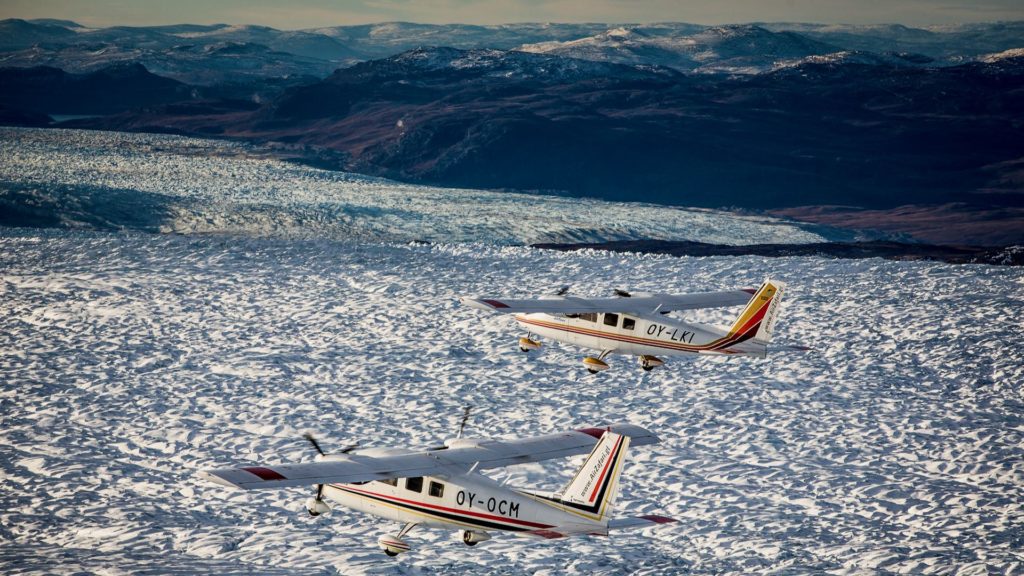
<box><xmin>0</xmin><ymin>63</ymin><xmax>194</xmax><ymax>115</ymax></box>
<box><xmin>0</xmin><ymin>18</ymin><xmax>77</xmax><ymax>49</ymax></box>
<box><xmin>533</xmin><ymin>239</ymin><xmax>1024</xmax><ymax>266</ymax></box>
<box><xmin>761</xmin><ymin>21</ymin><xmax>1024</xmax><ymax>62</ymax></box>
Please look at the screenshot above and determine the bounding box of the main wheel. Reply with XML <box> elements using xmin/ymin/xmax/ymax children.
<box><xmin>384</xmin><ymin>549</ymin><xmax>399</xmax><ymax>557</ymax></box>
<box><xmin>519</xmin><ymin>346</ymin><xmax>529</xmax><ymax>353</ymax></box>
<box><xmin>588</xmin><ymin>368</ymin><xmax>599</xmax><ymax>374</ymax></box>
<box><xmin>642</xmin><ymin>365</ymin><xmax>654</xmax><ymax>372</ymax></box>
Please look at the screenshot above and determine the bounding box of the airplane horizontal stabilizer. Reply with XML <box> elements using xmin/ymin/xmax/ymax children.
<box><xmin>607</xmin><ymin>514</ymin><xmax>678</xmax><ymax>531</ymax></box>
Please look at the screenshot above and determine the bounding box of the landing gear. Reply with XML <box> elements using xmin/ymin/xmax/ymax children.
<box><xmin>583</xmin><ymin>350</ymin><xmax>612</xmax><ymax>374</ymax></box>
<box><xmin>305</xmin><ymin>483</ymin><xmax>331</xmax><ymax>516</ymax></box>
<box><xmin>519</xmin><ymin>334</ymin><xmax>541</xmax><ymax>352</ymax></box>
<box><xmin>379</xmin><ymin>522</ymin><xmax>417</xmax><ymax>557</ymax></box>
<box><xmin>639</xmin><ymin>355</ymin><xmax>665</xmax><ymax>371</ymax></box>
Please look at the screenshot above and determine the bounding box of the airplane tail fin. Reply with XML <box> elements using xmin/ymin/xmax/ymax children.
<box><xmin>557</xmin><ymin>431</ymin><xmax>630</xmax><ymax>522</ymax></box>
<box><xmin>726</xmin><ymin>278</ymin><xmax>786</xmax><ymax>349</ymax></box>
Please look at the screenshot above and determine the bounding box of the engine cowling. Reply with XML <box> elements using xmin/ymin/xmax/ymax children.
<box><xmin>443</xmin><ymin>438</ymin><xmax>486</xmax><ymax>450</ymax></box>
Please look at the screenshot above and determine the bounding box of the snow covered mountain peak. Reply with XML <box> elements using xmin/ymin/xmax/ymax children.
<box><xmin>519</xmin><ymin>23</ymin><xmax>841</xmax><ymax>74</ymax></box>
<box><xmin>980</xmin><ymin>47</ymin><xmax>1024</xmax><ymax>63</ymax></box>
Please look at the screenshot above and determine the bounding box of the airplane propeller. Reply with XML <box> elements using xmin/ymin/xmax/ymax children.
<box><xmin>304</xmin><ymin>432</ymin><xmax>326</xmax><ymax>457</ymax></box>
<box><xmin>427</xmin><ymin>405</ymin><xmax>474</xmax><ymax>450</ymax></box>
<box><xmin>457</xmin><ymin>405</ymin><xmax>473</xmax><ymax>439</ymax></box>
<box><xmin>303</xmin><ymin>432</ymin><xmax>358</xmax><ymax>516</ymax></box>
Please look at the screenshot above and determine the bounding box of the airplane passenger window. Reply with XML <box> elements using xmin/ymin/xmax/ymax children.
<box><xmin>580</xmin><ymin>313</ymin><xmax>597</xmax><ymax>322</ymax></box>
<box><xmin>623</xmin><ymin>317</ymin><xmax>636</xmax><ymax>330</ymax></box>
<box><xmin>406</xmin><ymin>477</ymin><xmax>423</xmax><ymax>493</ymax></box>
<box><xmin>604</xmin><ymin>313</ymin><xmax>619</xmax><ymax>327</ymax></box>
<box><xmin>428</xmin><ymin>481</ymin><xmax>444</xmax><ymax>498</ymax></box>
<box><xmin>564</xmin><ymin>313</ymin><xmax>580</xmax><ymax>318</ymax></box>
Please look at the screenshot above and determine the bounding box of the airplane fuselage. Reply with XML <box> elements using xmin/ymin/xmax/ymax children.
<box><xmin>515</xmin><ymin>311</ymin><xmax>766</xmax><ymax>357</ymax></box>
<box><xmin>324</xmin><ymin>472</ymin><xmax>606</xmax><ymax>536</ymax></box>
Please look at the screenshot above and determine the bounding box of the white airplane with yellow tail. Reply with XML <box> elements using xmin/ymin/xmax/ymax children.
<box><xmin>200</xmin><ymin>422</ymin><xmax>674</xmax><ymax>556</ymax></box>
<box><xmin>461</xmin><ymin>279</ymin><xmax>793</xmax><ymax>373</ymax></box>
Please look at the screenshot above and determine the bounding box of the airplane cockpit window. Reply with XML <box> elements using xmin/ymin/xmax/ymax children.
<box><xmin>564</xmin><ymin>313</ymin><xmax>580</xmax><ymax>318</ymax></box>
<box><xmin>406</xmin><ymin>477</ymin><xmax>423</xmax><ymax>492</ymax></box>
<box><xmin>622</xmin><ymin>317</ymin><xmax>636</xmax><ymax>330</ymax></box>
<box><xmin>580</xmin><ymin>313</ymin><xmax>597</xmax><ymax>322</ymax></box>
<box><xmin>604</xmin><ymin>313</ymin><xmax>619</xmax><ymax>327</ymax></box>
<box><xmin>428</xmin><ymin>481</ymin><xmax>445</xmax><ymax>498</ymax></box>
<box><xmin>379</xmin><ymin>478</ymin><xmax>398</xmax><ymax>487</ymax></box>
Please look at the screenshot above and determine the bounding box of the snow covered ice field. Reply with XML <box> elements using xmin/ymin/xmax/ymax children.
<box><xmin>1</xmin><ymin>127</ymin><xmax>1023</xmax><ymax>575</ymax></box>
<box><xmin>2</xmin><ymin>228</ymin><xmax>1023</xmax><ymax>575</ymax></box>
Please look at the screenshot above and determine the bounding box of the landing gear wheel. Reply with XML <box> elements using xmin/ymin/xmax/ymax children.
<box><xmin>384</xmin><ymin>549</ymin><xmax>399</xmax><ymax>557</ymax></box>
<box><xmin>519</xmin><ymin>346</ymin><xmax>529</xmax><ymax>353</ymax></box>
<box><xmin>642</xmin><ymin>365</ymin><xmax>654</xmax><ymax>372</ymax></box>
<box><xmin>588</xmin><ymin>369</ymin><xmax>599</xmax><ymax>374</ymax></box>
<box><xmin>463</xmin><ymin>532</ymin><xmax>478</xmax><ymax>546</ymax></box>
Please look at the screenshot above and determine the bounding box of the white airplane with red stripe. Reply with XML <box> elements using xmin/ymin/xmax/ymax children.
<box><xmin>200</xmin><ymin>424</ymin><xmax>675</xmax><ymax>556</ymax></box>
<box><xmin>461</xmin><ymin>279</ymin><xmax>790</xmax><ymax>373</ymax></box>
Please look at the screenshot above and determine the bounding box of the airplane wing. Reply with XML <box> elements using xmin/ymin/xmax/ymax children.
<box><xmin>460</xmin><ymin>289</ymin><xmax>755</xmax><ymax>315</ymax></box>
<box><xmin>200</xmin><ymin>424</ymin><xmax>658</xmax><ymax>490</ymax></box>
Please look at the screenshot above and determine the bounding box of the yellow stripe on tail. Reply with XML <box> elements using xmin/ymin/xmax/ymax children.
<box><xmin>727</xmin><ymin>279</ymin><xmax>786</xmax><ymax>344</ymax></box>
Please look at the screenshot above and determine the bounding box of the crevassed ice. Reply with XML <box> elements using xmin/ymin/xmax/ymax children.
<box><xmin>0</xmin><ymin>127</ymin><xmax>829</xmax><ymax>245</ymax></box>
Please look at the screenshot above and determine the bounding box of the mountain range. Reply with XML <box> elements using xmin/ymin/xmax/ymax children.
<box><xmin>3</xmin><ymin>18</ymin><xmax>1023</xmax><ymax>83</ymax></box>
<box><xmin>1</xmin><ymin>18</ymin><xmax>1023</xmax><ymax>245</ymax></box>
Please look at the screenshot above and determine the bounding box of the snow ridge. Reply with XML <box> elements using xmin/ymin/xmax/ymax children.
<box><xmin>0</xmin><ymin>230</ymin><xmax>1021</xmax><ymax>574</ymax></box>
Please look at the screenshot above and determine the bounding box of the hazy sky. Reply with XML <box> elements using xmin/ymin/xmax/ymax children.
<box><xmin>3</xmin><ymin>0</ymin><xmax>1022</xmax><ymax>28</ymax></box>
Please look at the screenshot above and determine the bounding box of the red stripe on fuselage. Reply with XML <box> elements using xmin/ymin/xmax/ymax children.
<box><xmin>517</xmin><ymin>317</ymin><xmax>751</xmax><ymax>354</ymax></box>
<box><xmin>330</xmin><ymin>484</ymin><xmax>554</xmax><ymax>530</ymax></box>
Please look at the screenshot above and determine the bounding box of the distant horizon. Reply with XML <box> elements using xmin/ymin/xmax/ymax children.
<box><xmin>2</xmin><ymin>0</ymin><xmax>1023</xmax><ymax>30</ymax></box>
<box><xmin>6</xmin><ymin>15</ymin><xmax>1024</xmax><ymax>32</ymax></box>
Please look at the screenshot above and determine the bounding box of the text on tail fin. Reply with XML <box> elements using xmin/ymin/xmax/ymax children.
<box><xmin>559</xmin><ymin>432</ymin><xmax>631</xmax><ymax>520</ymax></box>
<box><xmin>727</xmin><ymin>279</ymin><xmax>786</xmax><ymax>344</ymax></box>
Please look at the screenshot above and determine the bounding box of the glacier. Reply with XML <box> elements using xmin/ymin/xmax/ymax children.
<box><xmin>0</xmin><ymin>127</ymin><xmax>836</xmax><ymax>246</ymax></box>
<box><xmin>1</xmin><ymin>227</ymin><xmax>1022</xmax><ymax>575</ymax></box>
